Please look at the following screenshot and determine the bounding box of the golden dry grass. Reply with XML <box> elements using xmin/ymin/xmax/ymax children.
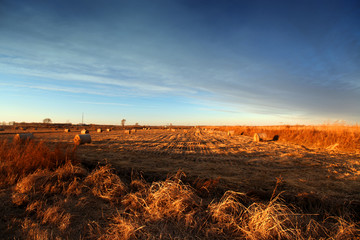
<box><xmin>0</xmin><ymin>139</ymin><xmax>77</xmax><ymax>185</ymax></box>
<box><xmin>0</xmin><ymin>139</ymin><xmax>359</xmax><ymax>239</ymax></box>
<box><xmin>215</xmin><ymin>124</ymin><xmax>360</xmax><ymax>152</ymax></box>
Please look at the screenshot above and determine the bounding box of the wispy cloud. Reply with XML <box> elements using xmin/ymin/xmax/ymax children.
<box><xmin>76</xmin><ymin>101</ymin><xmax>131</xmax><ymax>106</ymax></box>
<box><xmin>1</xmin><ymin>0</ymin><xmax>359</xmax><ymax>124</ymax></box>
<box><xmin>198</xmin><ymin>108</ymin><xmax>242</xmax><ymax>114</ymax></box>
<box><xmin>0</xmin><ymin>82</ymin><xmax>122</xmax><ymax>97</ymax></box>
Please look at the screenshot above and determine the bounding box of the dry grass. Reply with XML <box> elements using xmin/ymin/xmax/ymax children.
<box><xmin>216</xmin><ymin>124</ymin><xmax>360</xmax><ymax>152</ymax></box>
<box><xmin>0</xmin><ymin>139</ymin><xmax>359</xmax><ymax>239</ymax></box>
<box><xmin>0</xmin><ymin>139</ymin><xmax>77</xmax><ymax>185</ymax></box>
<box><xmin>84</xmin><ymin>164</ymin><xmax>127</xmax><ymax>202</ymax></box>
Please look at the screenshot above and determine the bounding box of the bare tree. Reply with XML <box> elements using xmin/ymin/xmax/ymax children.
<box><xmin>43</xmin><ymin>118</ymin><xmax>52</xmax><ymax>124</ymax></box>
<box><xmin>121</xmin><ymin>119</ymin><xmax>126</xmax><ymax>129</ymax></box>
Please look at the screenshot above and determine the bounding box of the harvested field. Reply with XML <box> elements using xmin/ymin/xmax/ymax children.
<box><xmin>75</xmin><ymin>129</ymin><xmax>360</xmax><ymax>204</ymax></box>
<box><xmin>0</xmin><ymin>128</ymin><xmax>359</xmax><ymax>238</ymax></box>
<box><xmin>1</xmin><ymin>128</ymin><xmax>359</xmax><ymax>201</ymax></box>
<box><xmin>216</xmin><ymin>125</ymin><xmax>360</xmax><ymax>153</ymax></box>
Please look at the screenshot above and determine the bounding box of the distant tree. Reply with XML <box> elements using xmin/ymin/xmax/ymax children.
<box><xmin>43</xmin><ymin>118</ymin><xmax>52</xmax><ymax>124</ymax></box>
<box><xmin>121</xmin><ymin>119</ymin><xmax>126</xmax><ymax>128</ymax></box>
<box><xmin>135</xmin><ymin>122</ymin><xmax>139</xmax><ymax>127</ymax></box>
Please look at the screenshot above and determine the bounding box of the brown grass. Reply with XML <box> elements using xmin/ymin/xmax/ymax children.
<box><xmin>0</xmin><ymin>139</ymin><xmax>359</xmax><ymax>239</ymax></box>
<box><xmin>84</xmin><ymin>164</ymin><xmax>127</xmax><ymax>202</ymax></box>
<box><xmin>0</xmin><ymin>139</ymin><xmax>77</xmax><ymax>185</ymax></box>
<box><xmin>215</xmin><ymin>124</ymin><xmax>360</xmax><ymax>152</ymax></box>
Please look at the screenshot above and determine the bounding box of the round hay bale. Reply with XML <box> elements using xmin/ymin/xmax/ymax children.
<box><xmin>131</xmin><ymin>129</ymin><xmax>137</xmax><ymax>133</ymax></box>
<box><xmin>106</xmin><ymin>128</ymin><xmax>111</xmax><ymax>132</ymax></box>
<box><xmin>14</xmin><ymin>133</ymin><xmax>34</xmax><ymax>143</ymax></box>
<box><xmin>228</xmin><ymin>130</ymin><xmax>235</xmax><ymax>136</ymax></box>
<box><xmin>124</xmin><ymin>130</ymin><xmax>130</xmax><ymax>134</ymax></box>
<box><xmin>81</xmin><ymin>129</ymin><xmax>89</xmax><ymax>134</ymax></box>
<box><xmin>253</xmin><ymin>133</ymin><xmax>268</xmax><ymax>142</ymax></box>
<box><xmin>97</xmin><ymin>128</ymin><xmax>103</xmax><ymax>133</ymax></box>
<box><xmin>74</xmin><ymin>134</ymin><xmax>91</xmax><ymax>145</ymax></box>
<box><xmin>64</xmin><ymin>129</ymin><xmax>71</xmax><ymax>132</ymax></box>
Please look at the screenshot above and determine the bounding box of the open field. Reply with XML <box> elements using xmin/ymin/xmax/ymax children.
<box><xmin>216</xmin><ymin>125</ymin><xmax>360</xmax><ymax>153</ymax></box>
<box><xmin>0</xmin><ymin>127</ymin><xmax>359</xmax><ymax>239</ymax></box>
<box><xmin>2</xmin><ymin>128</ymin><xmax>359</xmax><ymax>201</ymax></box>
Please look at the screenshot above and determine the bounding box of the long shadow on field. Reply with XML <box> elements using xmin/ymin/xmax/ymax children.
<box><xmin>77</xmin><ymin>144</ymin><xmax>360</xmax><ymax>198</ymax></box>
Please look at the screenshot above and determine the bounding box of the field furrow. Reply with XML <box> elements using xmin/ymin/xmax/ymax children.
<box><xmin>1</xmin><ymin>128</ymin><xmax>360</xmax><ymax>204</ymax></box>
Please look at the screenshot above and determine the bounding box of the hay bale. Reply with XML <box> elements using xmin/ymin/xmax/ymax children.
<box><xmin>227</xmin><ymin>130</ymin><xmax>235</xmax><ymax>136</ymax></box>
<box><xmin>131</xmin><ymin>129</ymin><xmax>137</xmax><ymax>133</ymax></box>
<box><xmin>81</xmin><ymin>129</ymin><xmax>89</xmax><ymax>134</ymax></box>
<box><xmin>253</xmin><ymin>133</ymin><xmax>270</xmax><ymax>142</ymax></box>
<box><xmin>124</xmin><ymin>130</ymin><xmax>130</xmax><ymax>134</ymax></box>
<box><xmin>14</xmin><ymin>133</ymin><xmax>34</xmax><ymax>142</ymax></box>
<box><xmin>64</xmin><ymin>129</ymin><xmax>71</xmax><ymax>132</ymax></box>
<box><xmin>74</xmin><ymin>134</ymin><xmax>91</xmax><ymax>145</ymax></box>
<box><xmin>97</xmin><ymin>128</ymin><xmax>103</xmax><ymax>133</ymax></box>
<box><xmin>106</xmin><ymin>128</ymin><xmax>111</xmax><ymax>132</ymax></box>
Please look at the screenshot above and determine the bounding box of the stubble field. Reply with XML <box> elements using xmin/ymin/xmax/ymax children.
<box><xmin>7</xmin><ymin>128</ymin><xmax>359</xmax><ymax>200</ymax></box>
<box><xmin>0</xmin><ymin>127</ymin><xmax>359</xmax><ymax>239</ymax></box>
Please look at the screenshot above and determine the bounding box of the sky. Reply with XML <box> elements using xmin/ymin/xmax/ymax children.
<box><xmin>0</xmin><ymin>0</ymin><xmax>359</xmax><ymax>126</ymax></box>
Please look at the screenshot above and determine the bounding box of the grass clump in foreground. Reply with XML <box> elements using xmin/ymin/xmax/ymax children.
<box><xmin>0</xmin><ymin>140</ymin><xmax>359</xmax><ymax>239</ymax></box>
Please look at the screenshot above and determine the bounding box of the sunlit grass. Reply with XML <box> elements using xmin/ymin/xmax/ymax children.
<box><xmin>216</xmin><ymin>124</ymin><xmax>360</xmax><ymax>152</ymax></box>
<box><xmin>0</xmin><ymin>140</ymin><xmax>359</xmax><ymax>239</ymax></box>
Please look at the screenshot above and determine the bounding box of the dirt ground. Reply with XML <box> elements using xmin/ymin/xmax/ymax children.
<box><xmin>2</xmin><ymin>128</ymin><xmax>360</xmax><ymax>204</ymax></box>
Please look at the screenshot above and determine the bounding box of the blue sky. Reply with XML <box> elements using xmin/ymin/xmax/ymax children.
<box><xmin>1</xmin><ymin>0</ymin><xmax>359</xmax><ymax>125</ymax></box>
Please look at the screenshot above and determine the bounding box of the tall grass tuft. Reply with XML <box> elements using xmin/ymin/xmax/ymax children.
<box><xmin>0</xmin><ymin>140</ymin><xmax>77</xmax><ymax>185</ymax></box>
<box><xmin>84</xmin><ymin>165</ymin><xmax>127</xmax><ymax>202</ymax></box>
